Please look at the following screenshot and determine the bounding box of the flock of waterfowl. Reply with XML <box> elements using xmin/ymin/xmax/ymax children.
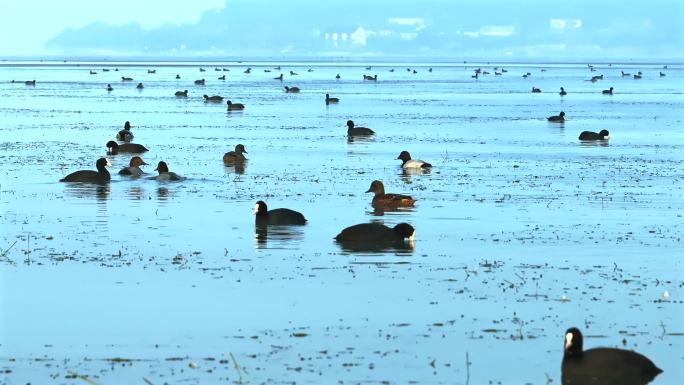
<box><xmin>15</xmin><ymin>62</ymin><xmax>669</xmax><ymax>382</ymax></box>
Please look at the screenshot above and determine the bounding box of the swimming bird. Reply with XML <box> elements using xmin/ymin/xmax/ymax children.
<box><xmin>118</xmin><ymin>156</ymin><xmax>148</xmax><ymax>176</ymax></box>
<box><xmin>226</xmin><ymin>100</ymin><xmax>245</xmax><ymax>111</ymax></box>
<box><xmin>547</xmin><ymin>111</ymin><xmax>566</xmax><ymax>122</ymax></box>
<box><xmin>659</xmin><ymin>72</ymin><xmax>666</xmax><ymax>77</ymax></box>
<box><xmin>203</xmin><ymin>94</ymin><xmax>223</xmax><ymax>102</ymax></box>
<box><xmin>254</xmin><ymin>200</ymin><xmax>307</xmax><ymax>225</ymax></box>
<box><xmin>325</xmin><ymin>93</ymin><xmax>339</xmax><ymax>104</ymax></box>
<box><xmin>89</xmin><ymin>70</ymin><xmax>97</xmax><ymax>75</ymax></box>
<box><xmin>633</xmin><ymin>73</ymin><xmax>642</xmax><ymax>79</ymax></box>
<box><xmin>175</xmin><ymin>74</ymin><xmax>181</xmax><ymax>79</ymax></box>
<box><xmin>289</xmin><ymin>70</ymin><xmax>298</xmax><ymax>76</ymax></box>
<box><xmin>578</xmin><ymin>130</ymin><xmax>610</xmax><ymax>140</ymax></box>
<box><xmin>532</xmin><ymin>87</ymin><xmax>542</xmax><ymax>93</ymax></box>
<box><xmin>335</xmin><ymin>74</ymin><xmax>341</xmax><ymax>79</ymax></box>
<box><xmin>602</xmin><ymin>87</ymin><xmax>614</xmax><ymax>95</ymax></box>
<box><xmin>363</xmin><ymin>74</ymin><xmax>378</xmax><ymax>81</ymax></box>
<box><xmin>199</xmin><ymin>68</ymin><xmax>206</xmax><ymax>72</ymax></box>
<box><xmin>25</xmin><ymin>80</ymin><xmax>36</xmax><ymax>85</ymax></box>
<box><xmin>562</xmin><ymin>327</ymin><xmax>662</xmax><ymax>385</ymax></box>
<box><xmin>121</xmin><ymin>77</ymin><xmax>133</xmax><ymax>81</ymax></box>
<box><xmin>560</xmin><ymin>87</ymin><xmax>567</xmax><ymax>96</ymax></box>
<box><xmin>366</xmin><ymin>180</ymin><xmax>415</xmax><ymax>208</ymax></box>
<box><xmin>621</xmin><ymin>71</ymin><xmax>631</xmax><ymax>77</ymax></box>
<box><xmin>107</xmin><ymin>140</ymin><xmax>148</xmax><ymax>155</ymax></box>
<box><xmin>194</xmin><ymin>79</ymin><xmax>205</xmax><ymax>85</ymax></box>
<box><xmin>147</xmin><ymin>69</ymin><xmax>156</xmax><ymax>74</ymax></box>
<box><xmin>153</xmin><ymin>161</ymin><xmax>184</xmax><ymax>181</ymax></box>
<box><xmin>334</xmin><ymin>222</ymin><xmax>415</xmax><ymax>246</ymax></box>
<box><xmin>60</xmin><ymin>158</ymin><xmax>110</xmax><ymax>183</ymax></box>
<box><xmin>223</xmin><ymin>144</ymin><xmax>248</xmax><ymax>164</ymax></box>
<box><xmin>397</xmin><ymin>151</ymin><xmax>432</xmax><ymax>169</ymax></box>
<box><xmin>136</xmin><ymin>82</ymin><xmax>144</xmax><ymax>89</ymax></box>
<box><xmin>346</xmin><ymin>120</ymin><xmax>374</xmax><ymax>136</ymax></box>
<box><xmin>284</xmin><ymin>86</ymin><xmax>300</xmax><ymax>93</ymax></box>
<box><xmin>218</xmin><ymin>75</ymin><xmax>226</xmax><ymax>80</ymax></box>
<box><xmin>175</xmin><ymin>90</ymin><xmax>188</xmax><ymax>97</ymax></box>
<box><xmin>106</xmin><ymin>84</ymin><xmax>113</xmax><ymax>91</ymax></box>
<box><xmin>274</xmin><ymin>74</ymin><xmax>283</xmax><ymax>80</ymax></box>
<box><xmin>117</xmin><ymin>121</ymin><xmax>134</xmax><ymax>142</ymax></box>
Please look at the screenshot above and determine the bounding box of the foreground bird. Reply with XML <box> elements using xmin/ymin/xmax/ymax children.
<box><xmin>334</xmin><ymin>222</ymin><xmax>415</xmax><ymax>245</ymax></box>
<box><xmin>346</xmin><ymin>120</ymin><xmax>374</xmax><ymax>136</ymax></box>
<box><xmin>223</xmin><ymin>144</ymin><xmax>248</xmax><ymax>164</ymax></box>
<box><xmin>560</xmin><ymin>87</ymin><xmax>567</xmax><ymax>96</ymax></box>
<box><xmin>152</xmin><ymin>161</ymin><xmax>184</xmax><ymax>181</ymax></box>
<box><xmin>396</xmin><ymin>151</ymin><xmax>432</xmax><ymax>169</ymax></box>
<box><xmin>254</xmin><ymin>201</ymin><xmax>307</xmax><ymax>225</ymax></box>
<box><xmin>284</xmin><ymin>86</ymin><xmax>300</xmax><ymax>93</ymax></box>
<box><xmin>226</xmin><ymin>100</ymin><xmax>245</xmax><ymax>111</ymax></box>
<box><xmin>118</xmin><ymin>156</ymin><xmax>148</xmax><ymax>176</ymax></box>
<box><xmin>116</xmin><ymin>121</ymin><xmax>134</xmax><ymax>142</ymax></box>
<box><xmin>366</xmin><ymin>180</ymin><xmax>415</xmax><ymax>207</ymax></box>
<box><xmin>175</xmin><ymin>90</ymin><xmax>188</xmax><ymax>97</ymax></box>
<box><xmin>106</xmin><ymin>141</ymin><xmax>148</xmax><ymax>155</ymax></box>
<box><xmin>325</xmin><ymin>93</ymin><xmax>339</xmax><ymax>104</ymax></box>
<box><xmin>602</xmin><ymin>87</ymin><xmax>614</xmax><ymax>95</ymax></box>
<box><xmin>562</xmin><ymin>327</ymin><xmax>662</xmax><ymax>385</ymax></box>
<box><xmin>60</xmin><ymin>158</ymin><xmax>110</xmax><ymax>183</ymax></box>
<box><xmin>547</xmin><ymin>111</ymin><xmax>566</xmax><ymax>122</ymax></box>
<box><xmin>579</xmin><ymin>130</ymin><xmax>610</xmax><ymax>140</ymax></box>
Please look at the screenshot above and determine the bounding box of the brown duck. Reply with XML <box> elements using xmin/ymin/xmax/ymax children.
<box><xmin>365</xmin><ymin>180</ymin><xmax>415</xmax><ymax>208</ymax></box>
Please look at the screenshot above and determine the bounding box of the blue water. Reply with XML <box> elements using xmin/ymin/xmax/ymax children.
<box><xmin>0</xmin><ymin>61</ymin><xmax>682</xmax><ymax>384</ymax></box>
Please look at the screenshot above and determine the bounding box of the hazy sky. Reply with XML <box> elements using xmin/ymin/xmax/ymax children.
<box><xmin>2</xmin><ymin>0</ymin><xmax>683</xmax><ymax>60</ymax></box>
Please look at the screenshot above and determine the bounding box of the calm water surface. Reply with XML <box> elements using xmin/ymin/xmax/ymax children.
<box><xmin>0</xmin><ymin>61</ymin><xmax>683</xmax><ymax>384</ymax></box>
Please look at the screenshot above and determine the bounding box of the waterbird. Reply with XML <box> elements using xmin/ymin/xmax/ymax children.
<box><xmin>254</xmin><ymin>201</ymin><xmax>307</xmax><ymax>225</ymax></box>
<box><xmin>274</xmin><ymin>74</ymin><xmax>284</xmax><ymax>80</ymax></box>
<box><xmin>60</xmin><ymin>158</ymin><xmax>110</xmax><ymax>183</ymax></box>
<box><xmin>325</xmin><ymin>93</ymin><xmax>339</xmax><ymax>104</ymax></box>
<box><xmin>578</xmin><ymin>130</ymin><xmax>610</xmax><ymax>140</ymax></box>
<box><xmin>346</xmin><ymin>120</ymin><xmax>374</xmax><ymax>136</ymax></box>
<box><xmin>153</xmin><ymin>161</ymin><xmax>184</xmax><ymax>181</ymax></box>
<box><xmin>121</xmin><ymin>76</ymin><xmax>133</xmax><ymax>81</ymax></box>
<box><xmin>284</xmin><ymin>86</ymin><xmax>300</xmax><ymax>93</ymax></box>
<box><xmin>218</xmin><ymin>75</ymin><xmax>225</xmax><ymax>80</ymax></box>
<box><xmin>223</xmin><ymin>144</ymin><xmax>248</xmax><ymax>164</ymax></box>
<box><xmin>602</xmin><ymin>87</ymin><xmax>614</xmax><ymax>95</ymax></box>
<box><xmin>106</xmin><ymin>84</ymin><xmax>113</xmax><ymax>91</ymax></box>
<box><xmin>118</xmin><ymin>156</ymin><xmax>148</xmax><ymax>176</ymax></box>
<box><xmin>396</xmin><ymin>151</ymin><xmax>432</xmax><ymax>169</ymax></box>
<box><xmin>562</xmin><ymin>327</ymin><xmax>662</xmax><ymax>385</ymax></box>
<box><xmin>25</xmin><ymin>80</ymin><xmax>36</xmax><ymax>85</ymax></box>
<box><xmin>136</xmin><ymin>82</ymin><xmax>144</xmax><ymax>89</ymax></box>
<box><xmin>560</xmin><ymin>87</ymin><xmax>567</xmax><ymax>96</ymax></box>
<box><xmin>175</xmin><ymin>90</ymin><xmax>188</xmax><ymax>97</ymax></box>
<box><xmin>194</xmin><ymin>79</ymin><xmax>205</xmax><ymax>85</ymax></box>
<box><xmin>203</xmin><ymin>94</ymin><xmax>223</xmax><ymax>102</ymax></box>
<box><xmin>366</xmin><ymin>180</ymin><xmax>415</xmax><ymax>208</ymax></box>
<box><xmin>107</xmin><ymin>140</ymin><xmax>148</xmax><ymax>155</ymax></box>
<box><xmin>547</xmin><ymin>111</ymin><xmax>566</xmax><ymax>122</ymax></box>
<box><xmin>226</xmin><ymin>100</ymin><xmax>245</xmax><ymax>111</ymax></box>
<box><xmin>116</xmin><ymin>121</ymin><xmax>134</xmax><ymax>142</ymax></box>
<box><xmin>334</xmin><ymin>222</ymin><xmax>415</xmax><ymax>245</ymax></box>
<box><xmin>532</xmin><ymin>87</ymin><xmax>542</xmax><ymax>93</ymax></box>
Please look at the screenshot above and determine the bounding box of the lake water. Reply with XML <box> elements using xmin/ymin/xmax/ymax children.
<box><xmin>0</xmin><ymin>61</ymin><xmax>682</xmax><ymax>384</ymax></box>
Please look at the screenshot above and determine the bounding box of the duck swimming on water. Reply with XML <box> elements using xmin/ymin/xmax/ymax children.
<box><xmin>60</xmin><ymin>158</ymin><xmax>110</xmax><ymax>183</ymax></box>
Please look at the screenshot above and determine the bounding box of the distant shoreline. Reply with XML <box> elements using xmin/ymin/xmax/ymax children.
<box><xmin>0</xmin><ymin>58</ymin><xmax>682</xmax><ymax>67</ymax></box>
